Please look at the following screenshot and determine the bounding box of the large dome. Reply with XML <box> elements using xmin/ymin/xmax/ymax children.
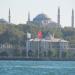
<box><xmin>0</xmin><ymin>18</ymin><xmax>8</xmax><ymax>24</ymax></box>
<box><xmin>33</xmin><ymin>13</ymin><xmax>51</xmax><ymax>25</ymax></box>
<box><xmin>33</xmin><ymin>13</ymin><xmax>51</xmax><ymax>21</ymax></box>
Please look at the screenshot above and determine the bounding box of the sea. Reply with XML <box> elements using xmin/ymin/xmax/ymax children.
<box><xmin>0</xmin><ymin>61</ymin><xmax>75</xmax><ymax>75</ymax></box>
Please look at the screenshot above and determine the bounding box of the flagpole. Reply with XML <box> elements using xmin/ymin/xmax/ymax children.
<box><xmin>38</xmin><ymin>40</ymin><xmax>39</xmax><ymax>59</ymax></box>
<box><xmin>26</xmin><ymin>32</ymin><xmax>31</xmax><ymax>58</ymax></box>
<box><xmin>37</xmin><ymin>31</ymin><xmax>42</xmax><ymax>59</ymax></box>
<box><xmin>26</xmin><ymin>39</ymin><xmax>29</xmax><ymax>58</ymax></box>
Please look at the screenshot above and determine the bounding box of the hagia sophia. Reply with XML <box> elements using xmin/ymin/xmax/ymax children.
<box><xmin>27</xmin><ymin>7</ymin><xmax>74</xmax><ymax>28</ymax></box>
<box><xmin>27</xmin><ymin>8</ymin><xmax>61</xmax><ymax>28</ymax></box>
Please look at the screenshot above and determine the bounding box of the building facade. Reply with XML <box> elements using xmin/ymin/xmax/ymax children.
<box><xmin>26</xmin><ymin>36</ymin><xmax>69</xmax><ymax>58</ymax></box>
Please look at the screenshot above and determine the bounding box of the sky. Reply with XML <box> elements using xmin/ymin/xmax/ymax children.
<box><xmin>0</xmin><ymin>0</ymin><xmax>75</xmax><ymax>27</ymax></box>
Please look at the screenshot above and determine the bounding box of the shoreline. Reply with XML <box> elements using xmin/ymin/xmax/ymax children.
<box><xmin>0</xmin><ymin>57</ymin><xmax>75</xmax><ymax>61</ymax></box>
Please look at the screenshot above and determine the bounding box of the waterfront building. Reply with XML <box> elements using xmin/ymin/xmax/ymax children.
<box><xmin>26</xmin><ymin>35</ymin><xmax>69</xmax><ymax>58</ymax></box>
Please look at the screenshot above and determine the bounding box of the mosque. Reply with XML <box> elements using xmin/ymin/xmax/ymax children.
<box><xmin>27</xmin><ymin>8</ymin><xmax>61</xmax><ymax>28</ymax></box>
<box><xmin>27</xmin><ymin>8</ymin><xmax>74</xmax><ymax>28</ymax></box>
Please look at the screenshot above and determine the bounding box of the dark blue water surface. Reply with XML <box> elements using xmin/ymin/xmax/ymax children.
<box><xmin>0</xmin><ymin>61</ymin><xmax>75</xmax><ymax>75</ymax></box>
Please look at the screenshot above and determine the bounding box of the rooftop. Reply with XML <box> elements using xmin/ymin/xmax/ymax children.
<box><xmin>29</xmin><ymin>38</ymin><xmax>68</xmax><ymax>43</ymax></box>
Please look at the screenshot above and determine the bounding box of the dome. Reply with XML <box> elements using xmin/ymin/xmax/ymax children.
<box><xmin>33</xmin><ymin>13</ymin><xmax>51</xmax><ymax>25</ymax></box>
<box><xmin>33</xmin><ymin>13</ymin><xmax>51</xmax><ymax>21</ymax></box>
<box><xmin>0</xmin><ymin>18</ymin><xmax>8</xmax><ymax>24</ymax></box>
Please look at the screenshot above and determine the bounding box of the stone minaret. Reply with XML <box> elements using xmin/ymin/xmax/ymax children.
<box><xmin>8</xmin><ymin>8</ymin><xmax>11</xmax><ymax>23</ymax></box>
<box><xmin>27</xmin><ymin>12</ymin><xmax>30</xmax><ymax>24</ymax></box>
<box><xmin>28</xmin><ymin>12</ymin><xmax>30</xmax><ymax>22</ymax></box>
<box><xmin>71</xmin><ymin>9</ymin><xmax>74</xmax><ymax>28</ymax></box>
<box><xmin>57</xmin><ymin>7</ymin><xmax>60</xmax><ymax>27</ymax></box>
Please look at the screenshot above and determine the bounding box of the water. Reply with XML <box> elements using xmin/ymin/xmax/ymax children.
<box><xmin>0</xmin><ymin>61</ymin><xmax>75</xmax><ymax>75</ymax></box>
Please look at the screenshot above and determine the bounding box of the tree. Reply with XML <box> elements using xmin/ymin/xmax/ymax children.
<box><xmin>51</xmin><ymin>49</ymin><xmax>59</xmax><ymax>58</ymax></box>
<box><xmin>0</xmin><ymin>51</ymin><xmax>8</xmax><ymax>56</ymax></box>
<box><xmin>28</xmin><ymin>50</ymin><xmax>33</xmax><ymax>57</ymax></box>
<box><xmin>13</xmin><ymin>48</ymin><xmax>20</xmax><ymax>56</ymax></box>
<box><xmin>21</xmin><ymin>50</ymin><xmax>26</xmax><ymax>57</ymax></box>
<box><xmin>62</xmin><ymin>51</ymin><xmax>67</xmax><ymax>58</ymax></box>
<box><xmin>48</xmin><ymin>50</ymin><xmax>52</xmax><ymax>58</ymax></box>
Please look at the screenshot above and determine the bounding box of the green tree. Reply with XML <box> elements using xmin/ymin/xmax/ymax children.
<box><xmin>0</xmin><ymin>51</ymin><xmax>8</xmax><ymax>56</ymax></box>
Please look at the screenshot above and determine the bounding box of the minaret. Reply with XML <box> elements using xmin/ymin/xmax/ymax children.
<box><xmin>28</xmin><ymin>12</ymin><xmax>30</xmax><ymax>22</ymax></box>
<box><xmin>57</xmin><ymin>7</ymin><xmax>60</xmax><ymax>27</ymax></box>
<box><xmin>27</xmin><ymin>12</ymin><xmax>30</xmax><ymax>24</ymax></box>
<box><xmin>57</xmin><ymin>7</ymin><xmax>62</xmax><ymax>58</ymax></box>
<box><xmin>71</xmin><ymin>9</ymin><xmax>74</xmax><ymax>28</ymax></box>
<box><xmin>8</xmin><ymin>8</ymin><xmax>11</xmax><ymax>23</ymax></box>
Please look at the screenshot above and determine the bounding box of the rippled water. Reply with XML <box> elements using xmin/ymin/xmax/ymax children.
<box><xmin>0</xmin><ymin>61</ymin><xmax>75</xmax><ymax>75</ymax></box>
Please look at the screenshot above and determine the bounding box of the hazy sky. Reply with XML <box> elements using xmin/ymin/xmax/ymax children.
<box><xmin>0</xmin><ymin>0</ymin><xmax>75</xmax><ymax>27</ymax></box>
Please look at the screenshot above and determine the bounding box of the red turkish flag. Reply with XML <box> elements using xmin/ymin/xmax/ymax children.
<box><xmin>38</xmin><ymin>31</ymin><xmax>42</xmax><ymax>39</ymax></box>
